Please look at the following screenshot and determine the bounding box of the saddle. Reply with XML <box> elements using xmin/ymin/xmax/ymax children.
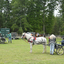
<box><xmin>33</xmin><ymin>37</ymin><xmax>36</xmax><ymax>45</ymax></box>
<box><xmin>28</xmin><ymin>37</ymin><xmax>36</xmax><ymax>45</ymax></box>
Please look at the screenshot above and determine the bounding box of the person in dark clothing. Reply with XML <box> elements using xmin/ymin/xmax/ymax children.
<box><xmin>61</xmin><ymin>38</ymin><xmax>64</xmax><ymax>46</ymax></box>
<box><xmin>43</xmin><ymin>33</ymin><xmax>46</xmax><ymax>37</ymax></box>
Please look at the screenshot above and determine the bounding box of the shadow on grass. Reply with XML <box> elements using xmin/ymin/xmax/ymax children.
<box><xmin>31</xmin><ymin>51</ymin><xmax>60</xmax><ymax>56</ymax></box>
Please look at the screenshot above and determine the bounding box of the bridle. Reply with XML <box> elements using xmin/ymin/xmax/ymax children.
<box><xmin>22</xmin><ymin>34</ymin><xmax>26</xmax><ymax>38</ymax></box>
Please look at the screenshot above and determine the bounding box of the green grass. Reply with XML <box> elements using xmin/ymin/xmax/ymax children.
<box><xmin>0</xmin><ymin>38</ymin><xmax>64</xmax><ymax>64</ymax></box>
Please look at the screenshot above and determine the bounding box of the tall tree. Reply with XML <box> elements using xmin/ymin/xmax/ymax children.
<box><xmin>27</xmin><ymin>0</ymin><xmax>47</xmax><ymax>33</ymax></box>
<box><xmin>0</xmin><ymin>0</ymin><xmax>4</xmax><ymax>28</ymax></box>
<box><xmin>60</xmin><ymin>0</ymin><xmax>64</xmax><ymax>35</ymax></box>
<box><xmin>2</xmin><ymin>0</ymin><xmax>12</xmax><ymax>28</ymax></box>
<box><xmin>11</xmin><ymin>0</ymin><xmax>30</xmax><ymax>32</ymax></box>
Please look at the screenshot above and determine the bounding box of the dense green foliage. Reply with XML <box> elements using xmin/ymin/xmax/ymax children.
<box><xmin>0</xmin><ymin>0</ymin><xmax>64</xmax><ymax>35</ymax></box>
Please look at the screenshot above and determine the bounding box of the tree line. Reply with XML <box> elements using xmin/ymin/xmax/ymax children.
<box><xmin>0</xmin><ymin>0</ymin><xmax>64</xmax><ymax>35</ymax></box>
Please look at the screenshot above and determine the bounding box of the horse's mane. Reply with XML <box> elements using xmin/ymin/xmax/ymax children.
<box><xmin>25</xmin><ymin>33</ymin><xmax>33</xmax><ymax>40</ymax></box>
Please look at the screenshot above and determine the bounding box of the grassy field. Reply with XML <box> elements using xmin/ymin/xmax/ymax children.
<box><xmin>0</xmin><ymin>37</ymin><xmax>64</xmax><ymax>64</ymax></box>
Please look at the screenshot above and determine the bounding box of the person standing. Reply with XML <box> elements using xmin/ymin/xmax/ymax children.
<box><xmin>7</xmin><ymin>32</ymin><xmax>12</xmax><ymax>43</ymax></box>
<box><xmin>43</xmin><ymin>33</ymin><xmax>46</xmax><ymax>37</ymax></box>
<box><xmin>0</xmin><ymin>31</ymin><xmax>2</xmax><ymax>37</ymax></box>
<box><xmin>49</xmin><ymin>34</ymin><xmax>56</xmax><ymax>55</ymax></box>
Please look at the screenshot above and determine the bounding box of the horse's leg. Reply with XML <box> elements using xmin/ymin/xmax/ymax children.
<box><xmin>42</xmin><ymin>44</ymin><xmax>46</xmax><ymax>53</ymax></box>
<box><xmin>30</xmin><ymin>43</ymin><xmax>32</xmax><ymax>53</ymax></box>
<box><xmin>42</xmin><ymin>45</ymin><xmax>45</xmax><ymax>53</ymax></box>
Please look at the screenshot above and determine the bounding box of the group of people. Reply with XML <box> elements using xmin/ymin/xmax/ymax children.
<box><xmin>35</xmin><ymin>33</ymin><xmax>45</xmax><ymax>37</ymax></box>
<box><xmin>0</xmin><ymin>31</ymin><xmax>64</xmax><ymax>55</ymax></box>
<box><xmin>49</xmin><ymin>34</ymin><xmax>64</xmax><ymax>55</ymax></box>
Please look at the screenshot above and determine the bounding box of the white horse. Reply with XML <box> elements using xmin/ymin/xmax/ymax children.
<box><xmin>21</xmin><ymin>33</ymin><xmax>47</xmax><ymax>53</ymax></box>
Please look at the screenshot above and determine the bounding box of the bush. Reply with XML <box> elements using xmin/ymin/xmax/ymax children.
<box><xmin>18</xmin><ymin>27</ymin><xmax>23</xmax><ymax>34</ymax></box>
<box><xmin>60</xmin><ymin>31</ymin><xmax>64</xmax><ymax>35</ymax></box>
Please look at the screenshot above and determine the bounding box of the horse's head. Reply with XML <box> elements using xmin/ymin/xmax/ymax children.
<box><xmin>21</xmin><ymin>33</ymin><xmax>26</xmax><ymax>39</ymax></box>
